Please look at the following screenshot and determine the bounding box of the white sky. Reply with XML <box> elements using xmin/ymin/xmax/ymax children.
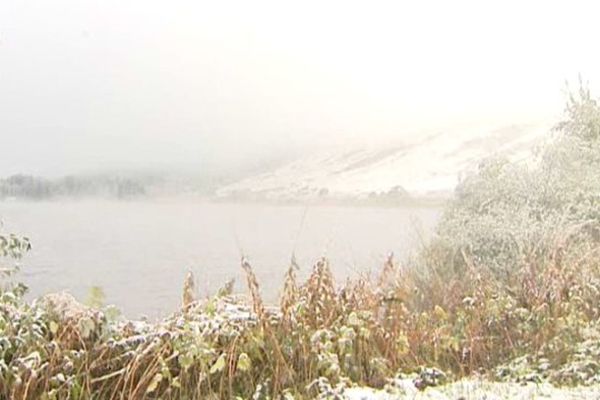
<box><xmin>1</xmin><ymin>0</ymin><xmax>599</xmax><ymax>175</ymax></box>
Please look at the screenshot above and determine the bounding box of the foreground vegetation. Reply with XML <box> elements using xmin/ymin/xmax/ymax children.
<box><xmin>2</xmin><ymin>85</ymin><xmax>600</xmax><ymax>399</ymax></box>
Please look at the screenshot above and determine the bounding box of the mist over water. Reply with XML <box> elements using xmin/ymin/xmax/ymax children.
<box><xmin>2</xmin><ymin>200</ymin><xmax>440</xmax><ymax>318</ymax></box>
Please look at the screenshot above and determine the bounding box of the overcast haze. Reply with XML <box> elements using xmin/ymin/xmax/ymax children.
<box><xmin>1</xmin><ymin>0</ymin><xmax>600</xmax><ymax>176</ymax></box>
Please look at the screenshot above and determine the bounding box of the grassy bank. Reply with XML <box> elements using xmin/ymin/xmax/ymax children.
<box><xmin>2</xmin><ymin>249</ymin><xmax>600</xmax><ymax>399</ymax></box>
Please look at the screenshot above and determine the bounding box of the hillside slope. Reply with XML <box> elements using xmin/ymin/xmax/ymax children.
<box><xmin>216</xmin><ymin>123</ymin><xmax>551</xmax><ymax>202</ymax></box>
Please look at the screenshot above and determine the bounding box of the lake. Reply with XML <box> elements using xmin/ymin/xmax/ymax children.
<box><xmin>1</xmin><ymin>200</ymin><xmax>441</xmax><ymax>318</ymax></box>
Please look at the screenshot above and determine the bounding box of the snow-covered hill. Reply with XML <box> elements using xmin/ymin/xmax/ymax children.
<box><xmin>216</xmin><ymin>123</ymin><xmax>551</xmax><ymax>202</ymax></box>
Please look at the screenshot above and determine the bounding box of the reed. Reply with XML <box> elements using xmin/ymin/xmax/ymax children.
<box><xmin>2</xmin><ymin>243</ymin><xmax>600</xmax><ymax>399</ymax></box>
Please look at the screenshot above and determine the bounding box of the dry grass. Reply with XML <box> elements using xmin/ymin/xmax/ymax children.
<box><xmin>2</xmin><ymin>243</ymin><xmax>600</xmax><ymax>399</ymax></box>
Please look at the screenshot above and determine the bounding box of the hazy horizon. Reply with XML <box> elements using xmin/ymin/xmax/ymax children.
<box><xmin>2</xmin><ymin>1</ymin><xmax>600</xmax><ymax>177</ymax></box>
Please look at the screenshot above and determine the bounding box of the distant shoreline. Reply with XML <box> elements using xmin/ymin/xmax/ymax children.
<box><xmin>0</xmin><ymin>194</ymin><xmax>449</xmax><ymax>209</ymax></box>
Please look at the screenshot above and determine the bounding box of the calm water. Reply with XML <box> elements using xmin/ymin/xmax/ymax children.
<box><xmin>1</xmin><ymin>200</ymin><xmax>441</xmax><ymax>318</ymax></box>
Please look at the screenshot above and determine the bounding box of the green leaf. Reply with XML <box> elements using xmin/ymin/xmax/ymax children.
<box><xmin>210</xmin><ymin>353</ymin><xmax>227</xmax><ymax>374</ymax></box>
<box><xmin>237</xmin><ymin>352</ymin><xmax>251</xmax><ymax>372</ymax></box>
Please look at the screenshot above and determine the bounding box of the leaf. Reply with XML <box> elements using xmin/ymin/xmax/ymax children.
<box><xmin>78</xmin><ymin>317</ymin><xmax>95</xmax><ymax>339</ymax></box>
<box><xmin>434</xmin><ymin>305</ymin><xmax>448</xmax><ymax>320</ymax></box>
<box><xmin>396</xmin><ymin>334</ymin><xmax>410</xmax><ymax>356</ymax></box>
<box><xmin>178</xmin><ymin>353</ymin><xmax>194</xmax><ymax>371</ymax></box>
<box><xmin>204</xmin><ymin>299</ymin><xmax>217</xmax><ymax>316</ymax></box>
<box><xmin>146</xmin><ymin>373</ymin><xmax>163</xmax><ymax>394</ymax></box>
<box><xmin>49</xmin><ymin>321</ymin><xmax>59</xmax><ymax>335</ymax></box>
<box><xmin>359</xmin><ymin>327</ymin><xmax>371</xmax><ymax>339</ymax></box>
<box><xmin>347</xmin><ymin>312</ymin><xmax>361</xmax><ymax>327</ymax></box>
<box><xmin>210</xmin><ymin>353</ymin><xmax>227</xmax><ymax>374</ymax></box>
<box><xmin>237</xmin><ymin>352</ymin><xmax>251</xmax><ymax>372</ymax></box>
<box><xmin>22</xmin><ymin>351</ymin><xmax>41</xmax><ymax>369</ymax></box>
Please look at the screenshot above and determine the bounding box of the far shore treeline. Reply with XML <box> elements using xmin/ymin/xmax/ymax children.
<box><xmin>0</xmin><ymin>173</ymin><xmax>226</xmax><ymax>200</ymax></box>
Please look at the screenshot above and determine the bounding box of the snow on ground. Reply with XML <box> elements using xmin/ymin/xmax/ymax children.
<box><xmin>217</xmin><ymin>122</ymin><xmax>551</xmax><ymax>202</ymax></box>
<box><xmin>344</xmin><ymin>379</ymin><xmax>600</xmax><ymax>399</ymax></box>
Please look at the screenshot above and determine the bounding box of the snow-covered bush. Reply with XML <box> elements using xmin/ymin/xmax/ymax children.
<box><xmin>429</xmin><ymin>84</ymin><xmax>600</xmax><ymax>283</ymax></box>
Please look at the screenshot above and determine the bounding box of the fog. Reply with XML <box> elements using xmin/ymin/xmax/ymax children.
<box><xmin>1</xmin><ymin>0</ymin><xmax>599</xmax><ymax>177</ymax></box>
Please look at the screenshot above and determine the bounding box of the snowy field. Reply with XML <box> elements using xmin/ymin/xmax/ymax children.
<box><xmin>344</xmin><ymin>379</ymin><xmax>600</xmax><ymax>399</ymax></box>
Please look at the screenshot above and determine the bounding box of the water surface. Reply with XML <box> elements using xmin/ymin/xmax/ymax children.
<box><xmin>1</xmin><ymin>200</ymin><xmax>440</xmax><ymax>318</ymax></box>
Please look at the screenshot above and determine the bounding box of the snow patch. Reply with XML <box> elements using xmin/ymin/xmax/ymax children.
<box><xmin>217</xmin><ymin>122</ymin><xmax>551</xmax><ymax>202</ymax></box>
